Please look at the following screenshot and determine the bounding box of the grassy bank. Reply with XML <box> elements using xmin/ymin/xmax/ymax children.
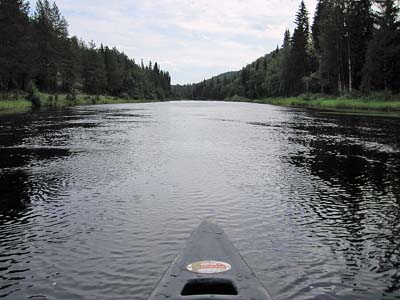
<box><xmin>224</xmin><ymin>94</ymin><xmax>400</xmax><ymax>113</ymax></box>
<box><xmin>0</xmin><ymin>93</ymin><xmax>159</xmax><ymax>114</ymax></box>
<box><xmin>256</xmin><ymin>97</ymin><xmax>400</xmax><ymax>112</ymax></box>
<box><xmin>0</xmin><ymin>99</ymin><xmax>33</xmax><ymax>113</ymax></box>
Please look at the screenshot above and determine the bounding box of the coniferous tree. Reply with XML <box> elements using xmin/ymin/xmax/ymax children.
<box><xmin>62</xmin><ymin>36</ymin><xmax>82</xmax><ymax>92</ymax></box>
<box><xmin>287</xmin><ymin>1</ymin><xmax>311</xmax><ymax>95</ymax></box>
<box><xmin>2</xmin><ymin>0</ymin><xmax>400</xmax><ymax>101</ymax></box>
<box><xmin>0</xmin><ymin>0</ymin><xmax>172</xmax><ymax>99</ymax></box>
<box><xmin>82</xmin><ymin>41</ymin><xmax>107</xmax><ymax>94</ymax></box>
<box><xmin>312</xmin><ymin>0</ymin><xmax>325</xmax><ymax>52</ymax></box>
<box><xmin>174</xmin><ymin>0</ymin><xmax>399</xmax><ymax>100</ymax></box>
<box><xmin>312</xmin><ymin>0</ymin><xmax>326</xmax><ymax>93</ymax></box>
<box><xmin>104</xmin><ymin>47</ymin><xmax>123</xmax><ymax>95</ymax></box>
<box><xmin>33</xmin><ymin>0</ymin><xmax>69</xmax><ymax>92</ymax></box>
<box><xmin>265</xmin><ymin>49</ymin><xmax>282</xmax><ymax>96</ymax></box>
<box><xmin>318</xmin><ymin>0</ymin><xmax>347</xmax><ymax>94</ymax></box>
<box><xmin>347</xmin><ymin>0</ymin><xmax>373</xmax><ymax>91</ymax></box>
<box><xmin>362</xmin><ymin>0</ymin><xmax>400</xmax><ymax>93</ymax></box>
<box><xmin>280</xmin><ymin>29</ymin><xmax>292</xmax><ymax>95</ymax></box>
<box><xmin>0</xmin><ymin>0</ymin><xmax>32</xmax><ymax>91</ymax></box>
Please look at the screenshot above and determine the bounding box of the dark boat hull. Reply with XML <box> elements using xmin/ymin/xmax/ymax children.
<box><xmin>147</xmin><ymin>220</ymin><xmax>273</xmax><ymax>300</ymax></box>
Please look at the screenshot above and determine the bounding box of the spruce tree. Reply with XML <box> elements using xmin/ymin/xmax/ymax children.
<box><xmin>280</xmin><ymin>29</ymin><xmax>292</xmax><ymax>95</ymax></box>
<box><xmin>82</xmin><ymin>41</ymin><xmax>107</xmax><ymax>94</ymax></box>
<box><xmin>318</xmin><ymin>0</ymin><xmax>346</xmax><ymax>94</ymax></box>
<box><xmin>104</xmin><ymin>47</ymin><xmax>123</xmax><ymax>95</ymax></box>
<box><xmin>62</xmin><ymin>36</ymin><xmax>82</xmax><ymax>92</ymax></box>
<box><xmin>0</xmin><ymin>0</ymin><xmax>32</xmax><ymax>91</ymax></box>
<box><xmin>347</xmin><ymin>0</ymin><xmax>373</xmax><ymax>90</ymax></box>
<box><xmin>362</xmin><ymin>0</ymin><xmax>400</xmax><ymax>93</ymax></box>
<box><xmin>312</xmin><ymin>0</ymin><xmax>327</xmax><ymax>93</ymax></box>
<box><xmin>33</xmin><ymin>0</ymin><xmax>69</xmax><ymax>92</ymax></box>
<box><xmin>287</xmin><ymin>1</ymin><xmax>311</xmax><ymax>95</ymax></box>
<box><xmin>312</xmin><ymin>0</ymin><xmax>325</xmax><ymax>52</ymax></box>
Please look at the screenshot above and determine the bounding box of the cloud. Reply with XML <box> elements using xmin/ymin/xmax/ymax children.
<box><xmin>29</xmin><ymin>0</ymin><xmax>317</xmax><ymax>84</ymax></box>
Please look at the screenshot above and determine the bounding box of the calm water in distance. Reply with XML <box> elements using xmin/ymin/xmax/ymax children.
<box><xmin>0</xmin><ymin>101</ymin><xmax>399</xmax><ymax>300</ymax></box>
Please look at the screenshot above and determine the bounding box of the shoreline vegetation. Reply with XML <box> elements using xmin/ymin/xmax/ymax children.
<box><xmin>3</xmin><ymin>0</ymin><xmax>400</xmax><ymax>117</ymax></box>
<box><xmin>0</xmin><ymin>92</ymin><xmax>159</xmax><ymax>114</ymax></box>
<box><xmin>1</xmin><ymin>0</ymin><xmax>172</xmax><ymax>114</ymax></box>
<box><xmin>1</xmin><ymin>92</ymin><xmax>400</xmax><ymax>116</ymax></box>
<box><xmin>224</xmin><ymin>94</ymin><xmax>400</xmax><ymax>113</ymax></box>
<box><xmin>172</xmin><ymin>1</ymin><xmax>400</xmax><ymax>116</ymax></box>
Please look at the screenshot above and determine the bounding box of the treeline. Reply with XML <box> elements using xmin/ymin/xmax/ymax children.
<box><xmin>174</xmin><ymin>0</ymin><xmax>400</xmax><ymax>100</ymax></box>
<box><xmin>0</xmin><ymin>0</ymin><xmax>171</xmax><ymax>100</ymax></box>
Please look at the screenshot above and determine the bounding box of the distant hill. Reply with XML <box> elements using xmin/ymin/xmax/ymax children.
<box><xmin>172</xmin><ymin>0</ymin><xmax>400</xmax><ymax>100</ymax></box>
<box><xmin>171</xmin><ymin>51</ymin><xmax>277</xmax><ymax>100</ymax></box>
<box><xmin>209</xmin><ymin>71</ymin><xmax>239</xmax><ymax>82</ymax></box>
<box><xmin>172</xmin><ymin>71</ymin><xmax>238</xmax><ymax>99</ymax></box>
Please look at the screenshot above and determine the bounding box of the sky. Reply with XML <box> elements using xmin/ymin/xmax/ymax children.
<box><xmin>30</xmin><ymin>0</ymin><xmax>317</xmax><ymax>84</ymax></box>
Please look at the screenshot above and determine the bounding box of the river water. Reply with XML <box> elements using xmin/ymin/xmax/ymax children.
<box><xmin>0</xmin><ymin>101</ymin><xmax>399</xmax><ymax>300</ymax></box>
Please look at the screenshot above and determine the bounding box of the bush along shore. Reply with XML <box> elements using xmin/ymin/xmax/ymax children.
<box><xmin>172</xmin><ymin>1</ymin><xmax>400</xmax><ymax>113</ymax></box>
<box><xmin>223</xmin><ymin>93</ymin><xmax>400</xmax><ymax>114</ymax></box>
<box><xmin>1</xmin><ymin>0</ymin><xmax>172</xmax><ymax>112</ymax></box>
<box><xmin>0</xmin><ymin>87</ymin><xmax>160</xmax><ymax>113</ymax></box>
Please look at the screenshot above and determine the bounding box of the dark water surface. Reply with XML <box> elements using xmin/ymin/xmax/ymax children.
<box><xmin>0</xmin><ymin>101</ymin><xmax>399</xmax><ymax>300</ymax></box>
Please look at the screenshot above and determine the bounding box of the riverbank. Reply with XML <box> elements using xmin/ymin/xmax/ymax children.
<box><xmin>224</xmin><ymin>94</ymin><xmax>400</xmax><ymax>113</ymax></box>
<box><xmin>3</xmin><ymin>93</ymin><xmax>400</xmax><ymax>116</ymax></box>
<box><xmin>0</xmin><ymin>93</ymin><xmax>159</xmax><ymax>114</ymax></box>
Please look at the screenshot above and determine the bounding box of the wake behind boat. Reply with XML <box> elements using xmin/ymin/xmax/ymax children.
<box><xmin>147</xmin><ymin>220</ymin><xmax>273</xmax><ymax>300</ymax></box>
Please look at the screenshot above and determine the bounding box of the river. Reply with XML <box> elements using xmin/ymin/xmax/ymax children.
<box><xmin>0</xmin><ymin>101</ymin><xmax>399</xmax><ymax>300</ymax></box>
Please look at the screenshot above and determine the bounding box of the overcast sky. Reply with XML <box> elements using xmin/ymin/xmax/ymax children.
<box><xmin>30</xmin><ymin>0</ymin><xmax>317</xmax><ymax>84</ymax></box>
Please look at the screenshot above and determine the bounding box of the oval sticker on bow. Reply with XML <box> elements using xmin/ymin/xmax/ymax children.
<box><xmin>187</xmin><ymin>261</ymin><xmax>231</xmax><ymax>274</ymax></box>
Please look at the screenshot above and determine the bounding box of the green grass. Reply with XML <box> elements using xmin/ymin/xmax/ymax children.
<box><xmin>0</xmin><ymin>93</ymin><xmax>157</xmax><ymax>114</ymax></box>
<box><xmin>3</xmin><ymin>92</ymin><xmax>400</xmax><ymax>116</ymax></box>
<box><xmin>221</xmin><ymin>93</ymin><xmax>400</xmax><ymax>116</ymax></box>
<box><xmin>249</xmin><ymin>95</ymin><xmax>400</xmax><ymax>113</ymax></box>
<box><xmin>198</xmin><ymin>94</ymin><xmax>400</xmax><ymax>117</ymax></box>
<box><xmin>0</xmin><ymin>99</ymin><xmax>32</xmax><ymax>113</ymax></box>
<box><xmin>224</xmin><ymin>94</ymin><xmax>252</xmax><ymax>102</ymax></box>
<box><xmin>38</xmin><ymin>94</ymin><xmax>157</xmax><ymax>107</ymax></box>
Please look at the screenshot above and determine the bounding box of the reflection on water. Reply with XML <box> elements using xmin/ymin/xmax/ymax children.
<box><xmin>0</xmin><ymin>102</ymin><xmax>399</xmax><ymax>300</ymax></box>
<box><xmin>283</xmin><ymin>113</ymin><xmax>400</xmax><ymax>298</ymax></box>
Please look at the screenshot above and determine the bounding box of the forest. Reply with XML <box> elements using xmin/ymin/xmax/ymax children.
<box><xmin>173</xmin><ymin>0</ymin><xmax>400</xmax><ymax>101</ymax></box>
<box><xmin>0</xmin><ymin>0</ymin><xmax>172</xmax><ymax>104</ymax></box>
<box><xmin>2</xmin><ymin>0</ymin><xmax>399</xmax><ymax>107</ymax></box>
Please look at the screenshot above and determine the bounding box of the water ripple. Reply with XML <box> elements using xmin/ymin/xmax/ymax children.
<box><xmin>0</xmin><ymin>102</ymin><xmax>399</xmax><ymax>299</ymax></box>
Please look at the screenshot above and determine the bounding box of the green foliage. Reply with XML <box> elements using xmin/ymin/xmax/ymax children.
<box><xmin>0</xmin><ymin>99</ymin><xmax>32</xmax><ymax>112</ymax></box>
<box><xmin>298</xmin><ymin>93</ymin><xmax>324</xmax><ymax>100</ymax></box>
<box><xmin>0</xmin><ymin>0</ymin><xmax>171</xmax><ymax>101</ymax></box>
<box><xmin>0</xmin><ymin>0</ymin><xmax>32</xmax><ymax>91</ymax></box>
<box><xmin>27</xmin><ymin>81</ymin><xmax>43</xmax><ymax>107</ymax></box>
<box><xmin>119</xmin><ymin>92</ymin><xmax>130</xmax><ymax>100</ymax></box>
<box><xmin>82</xmin><ymin>42</ymin><xmax>107</xmax><ymax>94</ymax></box>
<box><xmin>257</xmin><ymin>95</ymin><xmax>400</xmax><ymax>112</ymax></box>
<box><xmin>1</xmin><ymin>0</ymin><xmax>399</xmax><ymax>104</ymax></box>
<box><xmin>174</xmin><ymin>2</ymin><xmax>315</xmax><ymax>99</ymax></box>
<box><xmin>0</xmin><ymin>92</ymin><xmax>158</xmax><ymax>113</ymax></box>
<box><xmin>362</xmin><ymin>0</ymin><xmax>400</xmax><ymax>93</ymax></box>
<box><xmin>224</xmin><ymin>95</ymin><xmax>251</xmax><ymax>102</ymax></box>
<box><xmin>66</xmin><ymin>93</ymin><xmax>76</xmax><ymax>101</ymax></box>
<box><xmin>33</xmin><ymin>0</ymin><xmax>69</xmax><ymax>92</ymax></box>
<box><xmin>286</xmin><ymin>1</ymin><xmax>311</xmax><ymax>95</ymax></box>
<box><xmin>174</xmin><ymin>0</ymin><xmax>399</xmax><ymax>102</ymax></box>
